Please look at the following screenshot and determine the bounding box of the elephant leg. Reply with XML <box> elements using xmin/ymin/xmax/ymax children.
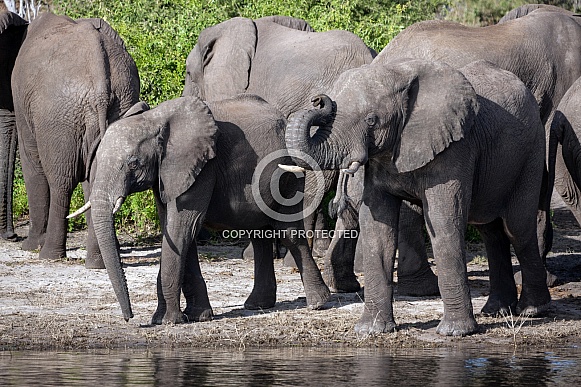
<box><xmin>504</xmin><ymin>216</ymin><xmax>551</xmax><ymax>316</ymax></box>
<box><xmin>82</xmin><ymin>181</ymin><xmax>105</xmax><ymax>269</ymax></box>
<box><xmin>38</xmin><ymin>182</ymin><xmax>74</xmax><ymax>259</ymax></box>
<box><xmin>476</xmin><ymin>219</ymin><xmax>518</xmax><ymax>315</ymax></box>
<box><xmin>244</xmin><ymin>236</ymin><xmax>277</xmax><ymax>309</ymax></box>
<box><xmin>554</xmin><ymin>147</ymin><xmax>581</xmax><ymax>225</ymax></box>
<box><xmin>18</xmin><ymin>130</ymin><xmax>48</xmax><ymax>252</ymax></box>
<box><xmin>423</xmin><ymin>185</ymin><xmax>477</xmax><ymax>336</ymax></box>
<box><xmin>354</xmin><ymin>194</ymin><xmax>399</xmax><ymax>335</ymax></box>
<box><xmin>312</xmin><ymin>207</ymin><xmax>330</xmax><ymax>257</ymax></box>
<box><xmin>182</xmin><ymin>242</ymin><xmax>213</xmax><ymax>322</ymax></box>
<box><xmin>281</xmin><ymin>228</ymin><xmax>330</xmax><ymax>309</ymax></box>
<box><xmin>323</xmin><ymin>213</ymin><xmax>361</xmax><ymax>293</ymax></box>
<box><xmin>0</xmin><ymin>109</ymin><xmax>17</xmax><ymax>240</ymax></box>
<box><xmin>396</xmin><ymin>202</ymin><xmax>439</xmax><ymax>297</ymax></box>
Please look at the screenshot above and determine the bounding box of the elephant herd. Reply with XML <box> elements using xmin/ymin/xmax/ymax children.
<box><xmin>2</xmin><ymin>3</ymin><xmax>581</xmax><ymax>337</ymax></box>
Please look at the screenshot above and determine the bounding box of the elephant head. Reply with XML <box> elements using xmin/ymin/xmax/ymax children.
<box><xmin>0</xmin><ymin>11</ymin><xmax>27</xmax><ymax>239</ymax></box>
<box><xmin>285</xmin><ymin>59</ymin><xmax>479</xmax><ymax>175</ymax></box>
<box><xmin>86</xmin><ymin>96</ymin><xmax>219</xmax><ymax>320</ymax></box>
<box><xmin>182</xmin><ymin>16</ymin><xmax>314</xmax><ymax>100</ymax></box>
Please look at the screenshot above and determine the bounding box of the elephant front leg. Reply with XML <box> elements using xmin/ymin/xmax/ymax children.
<box><xmin>323</xmin><ymin>214</ymin><xmax>361</xmax><ymax>293</ymax></box>
<box><xmin>182</xmin><ymin>243</ymin><xmax>213</xmax><ymax>322</ymax></box>
<box><xmin>244</xmin><ymin>237</ymin><xmax>277</xmax><ymax>309</ymax></box>
<box><xmin>38</xmin><ymin>185</ymin><xmax>73</xmax><ymax>259</ymax></box>
<box><xmin>354</xmin><ymin>195</ymin><xmax>399</xmax><ymax>335</ymax></box>
<box><xmin>424</xmin><ymin>184</ymin><xmax>477</xmax><ymax>336</ymax></box>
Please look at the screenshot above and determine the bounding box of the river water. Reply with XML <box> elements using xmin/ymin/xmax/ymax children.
<box><xmin>1</xmin><ymin>346</ymin><xmax>580</xmax><ymax>385</ymax></box>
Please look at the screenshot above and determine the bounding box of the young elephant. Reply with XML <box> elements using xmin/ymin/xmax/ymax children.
<box><xmin>284</xmin><ymin>58</ymin><xmax>552</xmax><ymax>336</ymax></box>
<box><xmin>79</xmin><ymin>95</ymin><xmax>330</xmax><ymax>323</ymax></box>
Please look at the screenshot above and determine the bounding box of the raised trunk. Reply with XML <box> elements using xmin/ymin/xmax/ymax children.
<box><xmin>91</xmin><ymin>188</ymin><xmax>133</xmax><ymax>321</ymax></box>
<box><xmin>0</xmin><ymin>109</ymin><xmax>17</xmax><ymax>239</ymax></box>
<box><xmin>285</xmin><ymin>94</ymin><xmax>344</xmax><ymax>170</ymax></box>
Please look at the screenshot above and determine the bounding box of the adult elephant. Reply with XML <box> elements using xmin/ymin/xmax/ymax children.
<box><xmin>184</xmin><ymin>15</ymin><xmax>383</xmax><ymax>294</ymax></box>
<box><xmin>0</xmin><ymin>11</ymin><xmax>27</xmax><ymax>240</ymax></box>
<box><xmin>73</xmin><ymin>95</ymin><xmax>330</xmax><ymax>323</ymax></box>
<box><xmin>11</xmin><ymin>12</ymin><xmax>140</xmax><ymax>268</ymax></box>
<box><xmin>284</xmin><ymin>58</ymin><xmax>552</xmax><ymax>336</ymax></box>
<box><xmin>379</xmin><ymin>6</ymin><xmax>581</xmax><ymax>230</ymax></box>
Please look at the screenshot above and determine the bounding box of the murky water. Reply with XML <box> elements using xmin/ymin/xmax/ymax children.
<box><xmin>1</xmin><ymin>346</ymin><xmax>580</xmax><ymax>386</ymax></box>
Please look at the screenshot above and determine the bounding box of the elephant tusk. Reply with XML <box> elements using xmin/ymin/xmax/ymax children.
<box><xmin>278</xmin><ymin>164</ymin><xmax>306</xmax><ymax>173</ymax></box>
<box><xmin>67</xmin><ymin>201</ymin><xmax>92</xmax><ymax>219</ymax></box>
<box><xmin>342</xmin><ymin>161</ymin><xmax>361</xmax><ymax>175</ymax></box>
<box><xmin>112</xmin><ymin>197</ymin><xmax>125</xmax><ymax>215</ymax></box>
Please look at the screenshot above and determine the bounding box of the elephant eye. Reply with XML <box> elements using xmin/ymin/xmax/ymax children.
<box><xmin>365</xmin><ymin>113</ymin><xmax>378</xmax><ymax>127</ymax></box>
<box><xmin>127</xmin><ymin>157</ymin><xmax>140</xmax><ymax>171</ymax></box>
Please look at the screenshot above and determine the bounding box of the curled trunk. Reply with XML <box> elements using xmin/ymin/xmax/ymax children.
<box><xmin>285</xmin><ymin>94</ymin><xmax>344</xmax><ymax>170</ymax></box>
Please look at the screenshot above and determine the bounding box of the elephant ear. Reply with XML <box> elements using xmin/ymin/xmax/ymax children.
<box><xmin>189</xmin><ymin>17</ymin><xmax>256</xmax><ymax>101</ymax></box>
<box><xmin>156</xmin><ymin>96</ymin><xmax>219</xmax><ymax>203</ymax></box>
<box><xmin>0</xmin><ymin>11</ymin><xmax>27</xmax><ymax>33</ymax></box>
<box><xmin>390</xmin><ymin>59</ymin><xmax>479</xmax><ymax>173</ymax></box>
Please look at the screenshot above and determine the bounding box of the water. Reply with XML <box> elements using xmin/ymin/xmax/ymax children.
<box><xmin>1</xmin><ymin>346</ymin><xmax>580</xmax><ymax>386</ymax></box>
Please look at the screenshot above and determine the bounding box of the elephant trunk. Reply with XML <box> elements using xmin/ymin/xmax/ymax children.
<box><xmin>91</xmin><ymin>187</ymin><xmax>133</xmax><ymax>321</ymax></box>
<box><xmin>0</xmin><ymin>109</ymin><xmax>17</xmax><ymax>239</ymax></box>
<box><xmin>285</xmin><ymin>94</ymin><xmax>345</xmax><ymax>170</ymax></box>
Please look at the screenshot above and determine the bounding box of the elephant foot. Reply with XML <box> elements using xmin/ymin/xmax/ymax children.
<box><xmin>244</xmin><ymin>289</ymin><xmax>276</xmax><ymax>310</ymax></box>
<box><xmin>22</xmin><ymin>235</ymin><xmax>44</xmax><ymax>251</ymax></box>
<box><xmin>354</xmin><ymin>312</ymin><xmax>396</xmax><ymax>335</ymax></box>
<box><xmin>184</xmin><ymin>305</ymin><xmax>214</xmax><ymax>322</ymax></box>
<box><xmin>1</xmin><ymin>230</ymin><xmax>17</xmax><ymax>240</ymax></box>
<box><xmin>151</xmin><ymin>309</ymin><xmax>187</xmax><ymax>325</ymax></box>
<box><xmin>324</xmin><ymin>270</ymin><xmax>361</xmax><ymax>293</ymax></box>
<box><xmin>516</xmin><ymin>284</ymin><xmax>551</xmax><ymax>317</ymax></box>
<box><xmin>397</xmin><ymin>270</ymin><xmax>440</xmax><ymax>297</ymax></box>
<box><xmin>305</xmin><ymin>283</ymin><xmax>331</xmax><ymax>310</ymax></box>
<box><xmin>514</xmin><ymin>269</ymin><xmax>558</xmax><ymax>287</ymax></box>
<box><xmin>85</xmin><ymin>252</ymin><xmax>105</xmax><ymax>269</ymax></box>
<box><xmin>480</xmin><ymin>295</ymin><xmax>518</xmax><ymax>316</ymax></box>
<box><xmin>38</xmin><ymin>245</ymin><xmax>66</xmax><ymax>260</ymax></box>
<box><xmin>436</xmin><ymin>315</ymin><xmax>478</xmax><ymax>336</ymax></box>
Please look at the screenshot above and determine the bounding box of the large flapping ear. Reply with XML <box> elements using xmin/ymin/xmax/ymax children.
<box><xmin>189</xmin><ymin>17</ymin><xmax>256</xmax><ymax>101</ymax></box>
<box><xmin>389</xmin><ymin>59</ymin><xmax>479</xmax><ymax>173</ymax></box>
<box><xmin>256</xmin><ymin>15</ymin><xmax>315</xmax><ymax>31</ymax></box>
<box><xmin>155</xmin><ymin>96</ymin><xmax>219</xmax><ymax>203</ymax></box>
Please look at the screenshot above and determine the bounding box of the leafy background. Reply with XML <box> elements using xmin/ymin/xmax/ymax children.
<box><xmin>10</xmin><ymin>0</ymin><xmax>580</xmax><ymax>235</ymax></box>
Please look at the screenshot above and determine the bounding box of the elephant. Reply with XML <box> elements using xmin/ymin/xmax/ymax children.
<box><xmin>78</xmin><ymin>94</ymin><xmax>331</xmax><ymax>323</ymax></box>
<box><xmin>11</xmin><ymin>12</ymin><xmax>140</xmax><ymax>267</ymax></box>
<box><xmin>284</xmin><ymin>58</ymin><xmax>552</xmax><ymax>336</ymax></box>
<box><xmin>0</xmin><ymin>11</ymin><xmax>27</xmax><ymax>240</ymax></box>
<box><xmin>551</xmin><ymin>76</ymin><xmax>581</xmax><ymax>201</ymax></box>
<box><xmin>183</xmin><ymin>15</ymin><xmax>384</xmax><ymax>294</ymax></box>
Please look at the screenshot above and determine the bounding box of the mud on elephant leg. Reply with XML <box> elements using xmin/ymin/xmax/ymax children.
<box><xmin>244</xmin><ymin>236</ymin><xmax>277</xmax><ymax>309</ymax></box>
<box><xmin>396</xmin><ymin>202</ymin><xmax>439</xmax><ymax>296</ymax></box>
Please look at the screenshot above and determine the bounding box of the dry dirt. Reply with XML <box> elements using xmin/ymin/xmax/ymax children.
<box><xmin>1</xmin><ymin>193</ymin><xmax>581</xmax><ymax>351</ymax></box>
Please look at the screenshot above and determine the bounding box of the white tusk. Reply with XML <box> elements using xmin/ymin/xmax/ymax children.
<box><xmin>112</xmin><ymin>197</ymin><xmax>125</xmax><ymax>215</ymax></box>
<box><xmin>342</xmin><ymin>161</ymin><xmax>361</xmax><ymax>175</ymax></box>
<box><xmin>278</xmin><ymin>164</ymin><xmax>306</xmax><ymax>173</ymax></box>
<box><xmin>67</xmin><ymin>201</ymin><xmax>92</xmax><ymax>219</ymax></box>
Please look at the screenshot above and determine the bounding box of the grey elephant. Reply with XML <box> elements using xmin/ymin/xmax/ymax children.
<box><xmin>78</xmin><ymin>94</ymin><xmax>330</xmax><ymax>323</ymax></box>
<box><xmin>379</xmin><ymin>5</ymin><xmax>581</xmax><ymax>236</ymax></box>
<box><xmin>183</xmin><ymin>15</ymin><xmax>395</xmax><ymax>294</ymax></box>
<box><xmin>551</xmin><ymin>77</ymin><xmax>581</xmax><ymax>200</ymax></box>
<box><xmin>0</xmin><ymin>11</ymin><xmax>27</xmax><ymax>240</ymax></box>
<box><xmin>11</xmin><ymin>12</ymin><xmax>140</xmax><ymax>267</ymax></box>
<box><xmin>284</xmin><ymin>58</ymin><xmax>552</xmax><ymax>336</ymax></box>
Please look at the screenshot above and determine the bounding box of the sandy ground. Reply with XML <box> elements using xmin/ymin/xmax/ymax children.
<box><xmin>1</xmin><ymin>193</ymin><xmax>581</xmax><ymax>351</ymax></box>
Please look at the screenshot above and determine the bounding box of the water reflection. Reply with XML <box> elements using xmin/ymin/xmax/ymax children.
<box><xmin>0</xmin><ymin>346</ymin><xmax>580</xmax><ymax>386</ymax></box>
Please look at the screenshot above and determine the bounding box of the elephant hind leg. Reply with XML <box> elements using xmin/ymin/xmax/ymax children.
<box><xmin>182</xmin><ymin>242</ymin><xmax>213</xmax><ymax>322</ymax></box>
<box><xmin>244</xmin><ymin>236</ymin><xmax>277</xmax><ymax>310</ymax></box>
<box><xmin>476</xmin><ymin>219</ymin><xmax>517</xmax><ymax>316</ymax></box>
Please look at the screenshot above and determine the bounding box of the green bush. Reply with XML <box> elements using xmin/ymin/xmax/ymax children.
<box><xmin>12</xmin><ymin>0</ymin><xmax>559</xmax><ymax>235</ymax></box>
